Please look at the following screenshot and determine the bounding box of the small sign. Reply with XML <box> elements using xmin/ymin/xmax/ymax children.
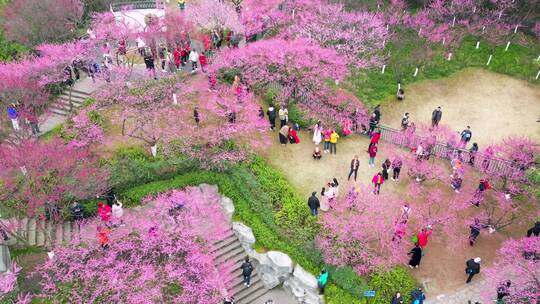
<box><xmin>364</xmin><ymin>291</ymin><xmax>376</xmax><ymax>297</ymax></box>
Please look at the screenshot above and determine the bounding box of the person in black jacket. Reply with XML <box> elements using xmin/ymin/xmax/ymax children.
<box><xmin>431</xmin><ymin>106</ymin><xmax>442</xmax><ymax>127</ymax></box>
<box><xmin>527</xmin><ymin>221</ymin><xmax>540</xmax><ymax>237</ymax></box>
<box><xmin>70</xmin><ymin>201</ymin><xmax>85</xmax><ymax>221</ymax></box>
<box><xmin>465</xmin><ymin>257</ymin><xmax>481</xmax><ymax>283</ymax></box>
<box><xmin>308</xmin><ymin>192</ymin><xmax>320</xmax><ymax>216</ymax></box>
<box><xmin>241</xmin><ymin>257</ymin><xmax>254</xmax><ymax>287</ymax></box>
<box><xmin>267</xmin><ymin>106</ymin><xmax>276</xmax><ymax>130</ymax></box>
<box><xmin>408</xmin><ymin>243</ymin><xmax>422</xmax><ymax>268</ymax></box>
<box><xmin>347</xmin><ymin>155</ymin><xmax>360</xmax><ymax>182</ymax></box>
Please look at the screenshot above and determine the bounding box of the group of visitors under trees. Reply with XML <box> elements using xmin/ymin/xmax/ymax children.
<box><xmin>260</xmin><ymin>95</ymin><xmax>540</xmax><ymax>302</ymax></box>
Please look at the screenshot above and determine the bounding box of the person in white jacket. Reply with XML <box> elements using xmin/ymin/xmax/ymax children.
<box><xmin>189</xmin><ymin>50</ymin><xmax>199</xmax><ymax>73</ymax></box>
<box><xmin>112</xmin><ymin>201</ymin><xmax>124</xmax><ymax>226</ymax></box>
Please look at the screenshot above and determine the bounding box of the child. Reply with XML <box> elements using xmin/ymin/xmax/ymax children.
<box><xmin>372</xmin><ymin>172</ymin><xmax>384</xmax><ymax>195</ymax></box>
<box><xmin>313</xmin><ymin>147</ymin><xmax>322</xmax><ymax>160</ymax></box>
<box><xmin>97</xmin><ymin>226</ymin><xmax>110</xmax><ymax>249</ymax></box>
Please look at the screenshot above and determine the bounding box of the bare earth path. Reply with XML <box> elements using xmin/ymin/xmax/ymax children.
<box><xmin>380</xmin><ymin>68</ymin><xmax>540</xmax><ymax>146</ymax></box>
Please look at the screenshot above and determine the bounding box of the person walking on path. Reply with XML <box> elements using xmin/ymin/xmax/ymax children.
<box><xmin>348</xmin><ymin>155</ymin><xmax>360</xmax><ymax>182</ymax></box>
<box><xmin>411</xmin><ymin>288</ymin><xmax>426</xmax><ymax>304</ymax></box>
<box><xmin>460</xmin><ymin>126</ymin><xmax>473</xmax><ymax>148</ymax></box>
<box><xmin>496</xmin><ymin>281</ymin><xmax>511</xmax><ymax>303</ymax></box>
<box><xmin>112</xmin><ymin>201</ymin><xmax>124</xmax><ymax>227</ymax></box>
<box><xmin>267</xmin><ymin>106</ymin><xmax>276</xmax><ymax>130</ymax></box>
<box><xmin>308</xmin><ymin>192</ymin><xmax>320</xmax><ymax>216</ymax></box>
<box><xmin>469</xmin><ymin>218</ymin><xmax>486</xmax><ymax>246</ymax></box>
<box><xmin>193</xmin><ymin>108</ymin><xmax>200</xmax><ymax>126</ymax></box>
<box><xmin>97</xmin><ymin>226</ymin><xmax>110</xmax><ymax>250</ymax></box>
<box><xmin>391</xmin><ymin>157</ymin><xmax>403</xmax><ymax>182</ymax></box>
<box><xmin>312</xmin><ymin>120</ymin><xmax>323</xmax><ymax>145</ymax></box>
<box><xmin>97</xmin><ymin>202</ymin><xmax>111</xmax><ymax>226</ymax></box>
<box><xmin>279</xmin><ymin>125</ymin><xmax>290</xmax><ymax>145</ymax></box>
<box><xmin>323</xmin><ymin>129</ymin><xmax>331</xmax><ymax>153</ymax></box>
<box><xmin>367</xmin><ymin>143</ymin><xmax>378</xmax><ymax>167</ymax></box>
<box><xmin>143</xmin><ymin>49</ymin><xmax>157</xmax><ymax>80</ymax></box>
<box><xmin>373</xmin><ymin>105</ymin><xmax>381</xmax><ymax>124</ymax></box>
<box><xmin>189</xmin><ymin>49</ymin><xmax>199</xmax><ymax>73</ymax></box>
<box><xmin>527</xmin><ymin>220</ymin><xmax>540</xmax><ymax>237</ymax></box>
<box><xmin>431</xmin><ymin>106</ymin><xmax>442</xmax><ymax>127</ymax></box>
<box><xmin>408</xmin><ymin>243</ymin><xmax>422</xmax><ymax>268</ymax></box>
<box><xmin>391</xmin><ymin>292</ymin><xmax>404</xmax><ymax>304</ymax></box>
<box><xmin>329</xmin><ymin>130</ymin><xmax>339</xmax><ymax>154</ymax></box>
<box><xmin>465</xmin><ymin>257</ymin><xmax>481</xmax><ymax>283</ymax></box>
<box><xmin>469</xmin><ymin>143</ymin><xmax>479</xmax><ymax>165</ymax></box>
<box><xmin>416</xmin><ymin>227</ymin><xmax>433</xmax><ymax>249</ymax></box>
<box><xmin>372</xmin><ymin>172</ymin><xmax>384</xmax><ymax>195</ymax></box>
<box><xmin>198</xmin><ymin>52</ymin><xmax>207</xmax><ymax>73</ymax></box>
<box><xmin>278</xmin><ymin>105</ymin><xmax>288</xmax><ymax>128</ymax></box>
<box><xmin>241</xmin><ymin>257</ymin><xmax>254</xmax><ymax>288</ymax></box>
<box><xmin>382</xmin><ymin>158</ymin><xmax>391</xmax><ymax>180</ymax></box>
<box><xmin>401</xmin><ymin>113</ymin><xmax>410</xmax><ymax>131</ymax></box>
<box><xmin>320</xmin><ymin>187</ymin><xmax>329</xmax><ymax>212</ymax></box>
<box><xmin>368</xmin><ymin>113</ymin><xmax>378</xmax><ymax>135</ymax></box>
<box><xmin>317</xmin><ymin>269</ymin><xmax>328</xmax><ymax>295</ymax></box>
<box><xmin>7</xmin><ymin>103</ymin><xmax>20</xmax><ymax>131</ymax></box>
<box><xmin>370</xmin><ymin>130</ymin><xmax>381</xmax><ymax>145</ymax></box>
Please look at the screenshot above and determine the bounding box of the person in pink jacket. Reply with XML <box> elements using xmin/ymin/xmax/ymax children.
<box><xmin>372</xmin><ymin>172</ymin><xmax>384</xmax><ymax>195</ymax></box>
<box><xmin>367</xmin><ymin>143</ymin><xmax>378</xmax><ymax>167</ymax></box>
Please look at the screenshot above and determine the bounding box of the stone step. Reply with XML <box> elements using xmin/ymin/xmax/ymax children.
<box><xmin>236</xmin><ymin>279</ymin><xmax>266</xmax><ymax>304</ymax></box>
<box><xmin>59</xmin><ymin>90</ymin><xmax>90</xmax><ymax>100</ymax></box>
<box><xmin>27</xmin><ymin>218</ymin><xmax>36</xmax><ymax>246</ymax></box>
<box><xmin>54</xmin><ymin>98</ymin><xmax>84</xmax><ymax>109</ymax></box>
<box><xmin>216</xmin><ymin>246</ymin><xmax>246</xmax><ymax>265</ymax></box>
<box><xmin>214</xmin><ymin>238</ymin><xmax>242</xmax><ymax>257</ymax></box>
<box><xmin>48</xmin><ymin>107</ymin><xmax>71</xmax><ymax>116</ymax></box>
<box><xmin>213</xmin><ymin>231</ymin><xmax>236</xmax><ymax>247</ymax></box>
<box><xmin>63</xmin><ymin>222</ymin><xmax>72</xmax><ymax>243</ymax></box>
<box><xmin>55</xmin><ymin>223</ymin><xmax>63</xmax><ymax>246</ymax></box>
<box><xmin>69</xmin><ymin>87</ymin><xmax>94</xmax><ymax>96</ymax></box>
<box><xmin>229</xmin><ymin>269</ymin><xmax>261</xmax><ymax>293</ymax></box>
<box><xmin>36</xmin><ymin>220</ymin><xmax>45</xmax><ymax>247</ymax></box>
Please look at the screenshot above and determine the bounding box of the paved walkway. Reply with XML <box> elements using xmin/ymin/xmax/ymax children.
<box><xmin>252</xmin><ymin>288</ymin><xmax>298</xmax><ymax>304</ymax></box>
<box><xmin>425</xmin><ymin>278</ymin><xmax>487</xmax><ymax>304</ymax></box>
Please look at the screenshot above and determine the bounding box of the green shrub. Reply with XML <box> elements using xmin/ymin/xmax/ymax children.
<box><xmin>217</xmin><ymin>67</ymin><xmax>242</xmax><ymax>84</ymax></box>
<box><xmin>327</xmin><ymin>266</ymin><xmax>367</xmax><ymax>298</ymax></box>
<box><xmin>287</xmin><ymin>101</ymin><xmax>316</xmax><ymax>128</ymax></box>
<box><xmin>368</xmin><ymin>267</ymin><xmax>417</xmax><ymax>303</ymax></box>
<box><xmin>325</xmin><ymin>285</ymin><xmax>364</xmax><ymax>304</ymax></box>
<box><xmin>81</xmin><ymin>97</ymin><xmax>96</xmax><ymax>108</ymax></box>
<box><xmin>40</xmin><ymin>123</ymin><xmax>64</xmax><ymax>141</ymax></box>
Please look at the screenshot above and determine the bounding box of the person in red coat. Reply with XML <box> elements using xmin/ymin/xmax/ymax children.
<box><xmin>199</xmin><ymin>52</ymin><xmax>207</xmax><ymax>73</ymax></box>
<box><xmin>367</xmin><ymin>143</ymin><xmax>378</xmax><ymax>168</ymax></box>
<box><xmin>370</xmin><ymin>130</ymin><xmax>381</xmax><ymax>145</ymax></box>
<box><xmin>372</xmin><ymin>172</ymin><xmax>384</xmax><ymax>195</ymax></box>
<box><xmin>97</xmin><ymin>202</ymin><xmax>111</xmax><ymax>225</ymax></box>
<box><xmin>417</xmin><ymin>227</ymin><xmax>433</xmax><ymax>248</ymax></box>
<box><xmin>288</xmin><ymin>128</ymin><xmax>300</xmax><ymax>144</ymax></box>
<box><xmin>173</xmin><ymin>47</ymin><xmax>181</xmax><ymax>69</ymax></box>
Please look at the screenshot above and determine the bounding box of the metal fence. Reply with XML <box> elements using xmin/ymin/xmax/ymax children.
<box><xmin>376</xmin><ymin>124</ymin><xmax>521</xmax><ymax>179</ymax></box>
<box><xmin>110</xmin><ymin>0</ymin><xmax>165</xmax><ymax>12</ymax></box>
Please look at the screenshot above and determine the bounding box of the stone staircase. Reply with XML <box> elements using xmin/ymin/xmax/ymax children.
<box><xmin>48</xmin><ymin>88</ymin><xmax>91</xmax><ymax>116</ymax></box>
<box><xmin>213</xmin><ymin>230</ymin><xmax>270</xmax><ymax>304</ymax></box>
<box><xmin>5</xmin><ymin>217</ymin><xmax>80</xmax><ymax>248</ymax></box>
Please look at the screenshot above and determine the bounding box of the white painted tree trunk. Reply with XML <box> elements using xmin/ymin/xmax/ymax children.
<box><xmin>452</xmin><ymin>16</ymin><xmax>456</xmax><ymax>27</ymax></box>
<box><xmin>442</xmin><ymin>37</ymin><xmax>446</xmax><ymax>45</ymax></box>
<box><xmin>475</xmin><ymin>41</ymin><xmax>480</xmax><ymax>49</ymax></box>
<box><xmin>537</xmin><ymin>54</ymin><xmax>540</xmax><ymax>62</ymax></box>
<box><xmin>173</xmin><ymin>93</ymin><xmax>178</xmax><ymax>105</ymax></box>
<box><xmin>482</xmin><ymin>26</ymin><xmax>486</xmax><ymax>34</ymax></box>
<box><xmin>151</xmin><ymin>145</ymin><xmax>157</xmax><ymax>157</ymax></box>
<box><xmin>19</xmin><ymin>166</ymin><xmax>27</xmax><ymax>175</ymax></box>
<box><xmin>381</xmin><ymin>65</ymin><xmax>386</xmax><ymax>74</ymax></box>
<box><xmin>386</xmin><ymin>24</ymin><xmax>389</xmax><ymax>31</ymax></box>
<box><xmin>514</xmin><ymin>25</ymin><xmax>518</xmax><ymax>34</ymax></box>
<box><xmin>447</xmin><ymin>52</ymin><xmax>453</xmax><ymax>61</ymax></box>
<box><xmin>382</xmin><ymin>39</ymin><xmax>386</xmax><ymax>47</ymax></box>
<box><xmin>413</xmin><ymin>67</ymin><xmax>419</xmax><ymax>77</ymax></box>
<box><xmin>536</xmin><ymin>70</ymin><xmax>540</xmax><ymax>80</ymax></box>
<box><xmin>504</xmin><ymin>41</ymin><xmax>510</xmax><ymax>52</ymax></box>
<box><xmin>418</xmin><ymin>28</ymin><xmax>422</xmax><ymax>36</ymax></box>
<box><xmin>472</xmin><ymin>6</ymin><xmax>476</xmax><ymax>13</ymax></box>
<box><xmin>397</xmin><ymin>82</ymin><xmax>401</xmax><ymax>91</ymax></box>
<box><xmin>498</xmin><ymin>11</ymin><xmax>502</xmax><ymax>19</ymax></box>
<box><xmin>486</xmin><ymin>54</ymin><xmax>493</xmax><ymax>65</ymax></box>
<box><xmin>292</xmin><ymin>9</ymin><xmax>295</xmax><ymax>19</ymax></box>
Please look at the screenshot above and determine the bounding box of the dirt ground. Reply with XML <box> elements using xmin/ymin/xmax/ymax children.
<box><xmin>260</xmin><ymin>69</ymin><xmax>538</xmax><ymax>297</ymax></box>
<box><xmin>261</xmin><ymin>132</ymin><xmax>526</xmax><ymax>297</ymax></box>
<box><xmin>379</xmin><ymin>68</ymin><xmax>540</xmax><ymax>146</ymax></box>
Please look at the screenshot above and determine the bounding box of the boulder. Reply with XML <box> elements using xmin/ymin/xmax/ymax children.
<box><xmin>232</xmin><ymin>222</ymin><xmax>255</xmax><ymax>253</ymax></box>
<box><xmin>220</xmin><ymin>196</ymin><xmax>235</xmax><ymax>222</ymax></box>
<box><xmin>292</xmin><ymin>265</ymin><xmax>318</xmax><ymax>290</ymax></box>
<box><xmin>267</xmin><ymin>251</ymin><xmax>294</xmax><ymax>277</ymax></box>
<box><xmin>261</xmin><ymin>272</ymin><xmax>280</xmax><ymax>289</ymax></box>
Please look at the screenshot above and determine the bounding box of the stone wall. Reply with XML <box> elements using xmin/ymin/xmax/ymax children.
<box><xmin>232</xmin><ymin>222</ymin><xmax>324</xmax><ymax>304</ymax></box>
